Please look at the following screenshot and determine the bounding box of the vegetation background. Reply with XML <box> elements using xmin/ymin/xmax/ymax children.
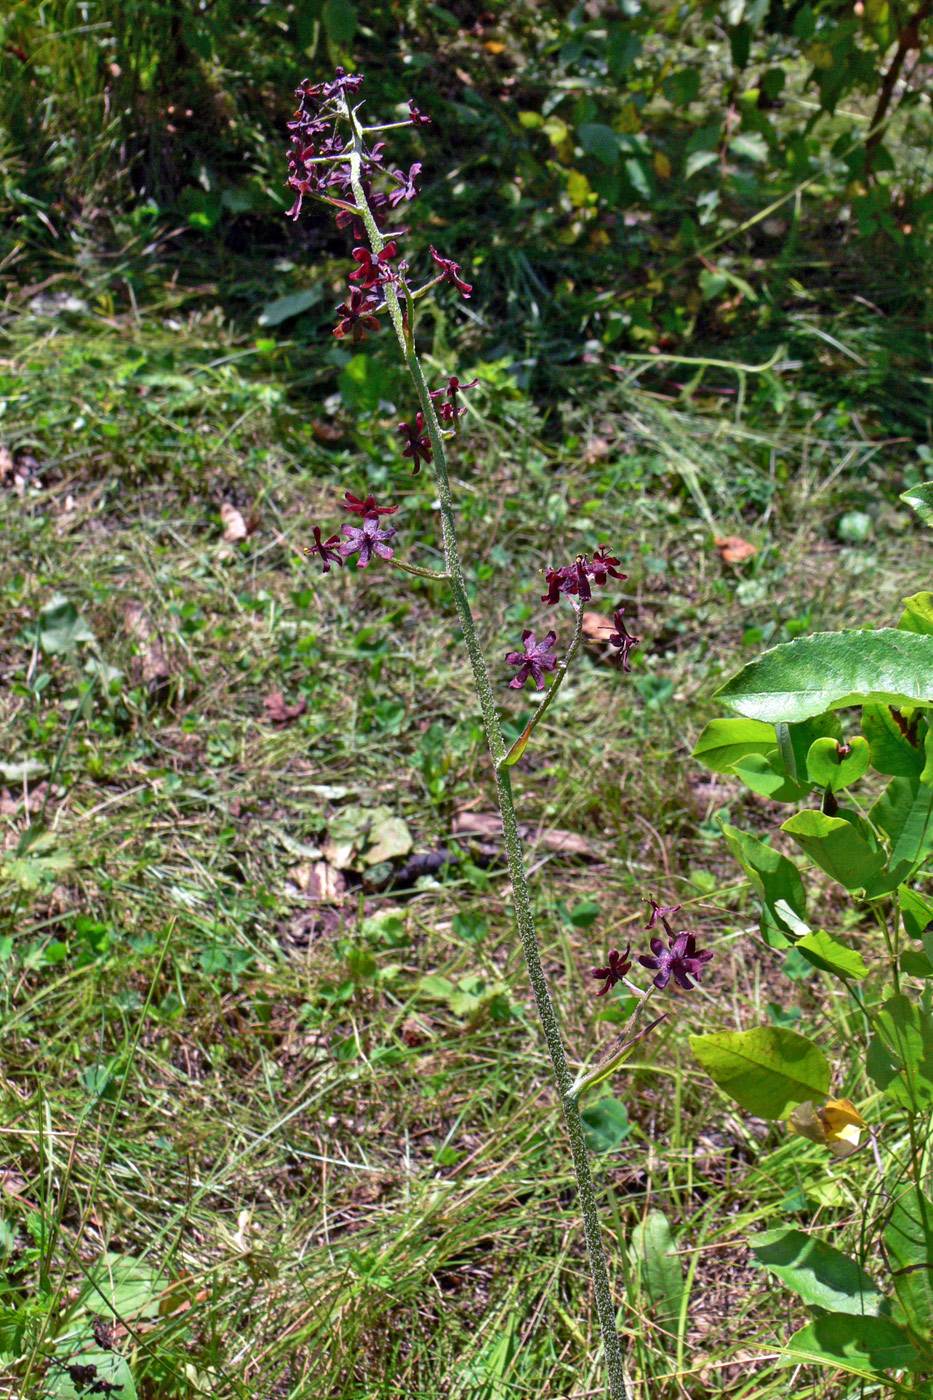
<box><xmin>0</xmin><ymin>1</ymin><xmax>931</xmax><ymax>1396</ymax></box>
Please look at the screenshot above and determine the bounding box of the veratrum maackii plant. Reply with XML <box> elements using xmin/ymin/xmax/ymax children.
<box><xmin>286</xmin><ymin>69</ymin><xmax>714</xmax><ymax>1399</ymax></box>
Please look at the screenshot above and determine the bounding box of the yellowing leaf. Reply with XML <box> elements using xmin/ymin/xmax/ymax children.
<box><xmin>483</xmin><ymin>40</ymin><xmax>506</xmax><ymax>53</ymax></box>
<box><xmin>566</xmin><ymin>169</ymin><xmax>591</xmax><ymax>208</ymax></box>
<box><xmin>788</xmin><ymin>1098</ymin><xmax>869</xmax><ymax>1159</ymax></box>
<box><xmin>617</xmin><ymin>103</ymin><xmax>642</xmax><ymax>134</ymax></box>
<box><xmin>653</xmin><ymin>151</ymin><xmax>672</xmax><ymax>180</ymax></box>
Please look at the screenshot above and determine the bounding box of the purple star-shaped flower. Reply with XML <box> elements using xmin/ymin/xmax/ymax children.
<box><xmin>608</xmin><ymin>607</ymin><xmax>640</xmax><ymax>672</ymax></box>
<box><xmin>541</xmin><ymin>552</ymin><xmax>627</xmax><ymax>606</ymax></box>
<box><xmin>429</xmin><ymin>247</ymin><xmax>472</xmax><ymax>299</ymax></box>
<box><xmin>638</xmin><ymin>931</ymin><xmax>713</xmax><ymax>991</ymax></box>
<box><xmin>645</xmin><ymin>897</ymin><xmax>683</xmax><ymax>931</ymax></box>
<box><xmin>339</xmin><ymin>513</ymin><xmax>397</xmax><ymax>568</ymax></box>
<box><xmin>339</xmin><ymin>492</ymin><xmax>398</xmax><ymax>518</ymax></box>
<box><xmin>334</xmin><ymin>289</ymin><xmax>381</xmax><ymax>342</ymax></box>
<box><xmin>305</xmin><ymin>526</ymin><xmax>344</xmax><ymax>574</ymax></box>
<box><xmin>349</xmin><ymin>241</ymin><xmax>399</xmax><ymax>290</ymax></box>
<box><xmin>505</xmin><ymin>630</ymin><xmax>557</xmax><ymax>691</ymax></box>
<box><xmin>398</xmin><ymin>414</ymin><xmax>432</xmax><ymax>472</ymax></box>
<box><xmin>590</xmin><ymin>947</ymin><xmax>632</xmax><ymax>996</ymax></box>
<box><xmin>504</xmin><ymin>632</ymin><xmax>554</xmax><ymax>691</ymax></box>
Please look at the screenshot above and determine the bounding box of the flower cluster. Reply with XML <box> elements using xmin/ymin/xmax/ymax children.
<box><xmin>541</xmin><ymin>550</ymin><xmax>626</xmax><ymax>606</ymax></box>
<box><xmin>589</xmin><ymin>898</ymin><xmax>713</xmax><ymax>997</ymax></box>
<box><xmin>305</xmin><ymin>491</ymin><xmax>399</xmax><ymax>572</ymax></box>
<box><xmin>285</xmin><ymin>69</ymin><xmax>473</xmax><ymax>350</ymax></box>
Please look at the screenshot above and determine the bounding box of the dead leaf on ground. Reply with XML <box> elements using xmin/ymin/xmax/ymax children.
<box><xmin>452</xmin><ymin>810</ymin><xmax>597</xmax><ymax>858</ymax></box>
<box><xmin>123</xmin><ymin>600</ymin><xmax>172</xmax><ymax>702</ymax></box>
<box><xmin>0</xmin><ymin>789</ymin><xmax>17</xmax><ymax>817</ymax></box>
<box><xmin>714</xmin><ymin>535</ymin><xmax>757</xmax><ymax>564</ymax></box>
<box><xmin>582</xmin><ymin>610</ymin><xmax>616</xmax><ymax>641</ymax></box>
<box><xmin>263</xmin><ymin>692</ymin><xmax>307</xmax><ymax>727</ymax></box>
<box><xmin>220</xmin><ymin>501</ymin><xmax>248</xmax><ymax>542</ymax></box>
<box><xmin>288</xmin><ymin>860</ymin><xmax>346</xmax><ymax>902</ymax></box>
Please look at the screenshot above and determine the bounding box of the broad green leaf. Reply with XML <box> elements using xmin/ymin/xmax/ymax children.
<box><xmin>806</xmin><ymin>735</ymin><xmax>870</xmax><ymax>790</ymax></box>
<box><xmin>750</xmin><ymin>1228</ymin><xmax>884</xmax><ymax>1315</ymax></box>
<box><xmin>689</xmin><ymin>1026</ymin><xmax>830</xmax><ymax>1119</ymax></box>
<box><xmin>576</xmin><ymin>123</ymin><xmax>619</xmax><ymax>166</ymax></box>
<box><xmin>781</xmin><ymin>810</ymin><xmax>885</xmax><ymax>891</ymax></box>
<box><xmin>691</xmin><ymin>717</ymin><xmax>776</xmax><ymax>774</ymax></box>
<box><xmin>900</xmin><ymin>483</ymin><xmax>933</xmax><ymax>528</ymax></box>
<box><xmin>0</xmin><ymin>758</ymin><xmax>48</xmax><ymax>785</ymax></box>
<box><xmin>861</xmin><ymin>702</ymin><xmax>926</xmax><ymax>776</ymax></box>
<box><xmin>873</xmin><ymin>995</ymin><xmax>933</xmax><ymax>1108</ymax></box>
<box><xmin>721</xmin><ymin>823</ymin><xmax>806</xmax><ymax>939</ymax></box>
<box><xmin>777</xmin><ymin>712</ymin><xmax>841</xmax><ymax>782</ymax></box>
<box><xmin>322</xmin><ymin>0</ymin><xmax>357</xmax><ymax>46</ymax></box>
<box><xmin>732</xmin><ymin>751</ymin><xmax>811</xmax><ymax>803</ymax></box>
<box><xmin>870</xmin><ymin>776</ymin><xmax>933</xmax><ymax>871</ymax></box>
<box><xmin>39</xmin><ymin>594</ymin><xmax>95</xmax><ymax>654</ymax></box>
<box><xmin>781</xmin><ymin>1314</ymin><xmax>921</xmax><ymax>1378</ymax></box>
<box><xmin>901</xmin><ymin>949</ymin><xmax>933</xmax><ymax>978</ymax></box>
<box><xmin>898</xmin><ymin>591</ymin><xmax>933</xmax><ymax>636</ymax></box>
<box><xmin>900</xmin><ymin>885</ymin><xmax>933</xmax><ymax>939</ymax></box>
<box><xmin>796</xmin><ymin>929</ymin><xmax>868</xmax><ymax>980</ymax></box>
<box><xmin>257</xmin><ymin>288</ymin><xmax>323</xmax><ymax>327</ymax></box>
<box><xmin>80</xmin><ymin>1252</ymin><xmax>162</xmax><ymax>1320</ymax></box>
<box><xmin>884</xmin><ymin>1186</ymin><xmax>933</xmax><ymax>1343</ymax></box>
<box><xmin>715</xmin><ymin>629</ymin><xmax>933</xmax><ymax>723</ymax></box>
<box><xmin>45</xmin><ymin>1350</ymin><xmax>136</xmax><ymax>1399</ymax></box>
<box><xmin>630</xmin><ymin>1210</ymin><xmax>684</xmax><ymax>1339</ymax></box>
<box><xmin>580</xmin><ymin>1096</ymin><xmax>630</xmax><ymax>1153</ymax></box>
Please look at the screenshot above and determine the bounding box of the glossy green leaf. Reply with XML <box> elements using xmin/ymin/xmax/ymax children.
<box><xmin>691</xmin><ymin>717</ymin><xmax>776</xmax><ymax>774</ymax></box>
<box><xmin>777</xmin><ymin>712</ymin><xmax>842</xmax><ymax>783</ymax></box>
<box><xmin>898</xmin><ymin>591</ymin><xmax>933</xmax><ymax>637</ymax></box>
<box><xmin>721</xmin><ymin>823</ymin><xmax>806</xmax><ymax>940</ymax></box>
<box><xmin>796</xmin><ymin>929</ymin><xmax>868</xmax><ymax>980</ymax></box>
<box><xmin>901</xmin><ymin>949</ymin><xmax>933</xmax><ymax>978</ymax></box>
<box><xmin>870</xmin><ymin>776</ymin><xmax>933</xmax><ymax>872</ymax></box>
<box><xmin>900</xmin><ymin>483</ymin><xmax>933</xmax><ymax>528</ymax></box>
<box><xmin>630</xmin><ymin>1210</ymin><xmax>684</xmax><ymax>1339</ymax></box>
<box><xmin>715</xmin><ymin>629</ymin><xmax>933</xmax><ymax>724</ymax></box>
<box><xmin>689</xmin><ymin>1026</ymin><xmax>830</xmax><ymax>1119</ymax></box>
<box><xmin>900</xmin><ymin>885</ymin><xmax>933</xmax><ymax>940</ymax></box>
<box><xmin>731</xmin><ymin>751</ymin><xmax>810</xmax><ymax>803</ymax></box>
<box><xmin>884</xmin><ymin>1186</ymin><xmax>933</xmax><ymax>1343</ymax></box>
<box><xmin>873</xmin><ymin>995</ymin><xmax>933</xmax><ymax>1108</ymax></box>
<box><xmin>781</xmin><ymin>810</ymin><xmax>885</xmax><ymax>891</ymax></box>
<box><xmin>806</xmin><ymin>735</ymin><xmax>870</xmax><ymax>791</ymax></box>
<box><xmin>861</xmin><ymin>703</ymin><xmax>926</xmax><ymax>776</ymax></box>
<box><xmin>781</xmin><ymin>1314</ymin><xmax>921</xmax><ymax>1378</ymax></box>
<box><xmin>750</xmin><ymin>1228</ymin><xmax>884</xmax><ymax>1315</ymax></box>
<box><xmin>577</xmin><ymin>123</ymin><xmax>620</xmax><ymax>166</ymax></box>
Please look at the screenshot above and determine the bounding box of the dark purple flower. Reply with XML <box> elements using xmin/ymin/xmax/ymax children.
<box><xmin>305</xmin><ymin>526</ymin><xmax>344</xmax><ymax>573</ymax></box>
<box><xmin>430</xmin><ymin>375</ymin><xmax>479</xmax><ymax>420</ymax></box>
<box><xmin>339</xmin><ymin>514</ymin><xmax>397</xmax><ymax>568</ymax></box>
<box><xmin>608</xmin><ymin>607</ymin><xmax>640</xmax><ymax>672</ymax></box>
<box><xmin>541</xmin><ymin>553</ymin><xmax>627</xmax><ymax>606</ymax></box>
<box><xmin>349</xmin><ymin>241</ymin><xmax>399</xmax><ymax>290</ymax></box>
<box><xmin>398</xmin><ymin>414</ymin><xmax>432</xmax><ymax>472</ymax></box>
<box><xmin>334</xmin><ymin>289</ymin><xmax>381</xmax><ymax>342</ymax></box>
<box><xmin>388</xmin><ymin>163</ymin><xmax>422</xmax><ymax>207</ymax></box>
<box><xmin>505</xmin><ymin>630</ymin><xmax>557</xmax><ymax>691</ymax></box>
<box><xmin>645</xmin><ymin>897</ymin><xmax>683</xmax><ymax>933</ymax></box>
<box><xmin>638</xmin><ymin>931</ymin><xmax>713</xmax><ymax>991</ymax></box>
<box><xmin>340</xmin><ymin>492</ymin><xmax>398</xmax><ymax>518</ymax></box>
<box><xmin>408</xmin><ymin>99</ymin><xmax>432</xmax><ymax>126</ymax></box>
<box><xmin>429</xmin><ymin>247</ymin><xmax>472</xmax><ymax>299</ymax></box>
<box><xmin>590</xmin><ymin>947</ymin><xmax>632</xmax><ymax>996</ymax></box>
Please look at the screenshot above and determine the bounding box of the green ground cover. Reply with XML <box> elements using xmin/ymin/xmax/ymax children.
<box><xmin>1</xmin><ymin>2</ymin><xmax>933</xmax><ymax>1396</ymax></box>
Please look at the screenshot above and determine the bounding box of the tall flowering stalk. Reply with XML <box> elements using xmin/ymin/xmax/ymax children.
<box><xmin>288</xmin><ymin>71</ymin><xmax>712</xmax><ymax>1397</ymax></box>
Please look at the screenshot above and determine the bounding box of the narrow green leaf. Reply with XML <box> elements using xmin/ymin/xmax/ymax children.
<box><xmin>781</xmin><ymin>1313</ymin><xmax>921</xmax><ymax>1378</ymax></box>
<box><xmin>257</xmin><ymin>288</ymin><xmax>323</xmax><ymax>327</ymax></box>
<box><xmin>781</xmin><ymin>810</ymin><xmax>885</xmax><ymax>891</ymax></box>
<box><xmin>796</xmin><ymin>929</ymin><xmax>868</xmax><ymax>980</ymax></box>
<box><xmin>750</xmin><ymin>1228</ymin><xmax>884</xmax><ymax>1315</ymax></box>
<box><xmin>689</xmin><ymin>1026</ymin><xmax>830</xmax><ymax>1119</ymax></box>
<box><xmin>715</xmin><ymin>629</ymin><xmax>933</xmax><ymax>724</ymax></box>
<box><xmin>884</xmin><ymin>1186</ymin><xmax>933</xmax><ymax>1344</ymax></box>
<box><xmin>691</xmin><ymin>717</ymin><xmax>776</xmax><ymax>774</ymax></box>
<box><xmin>630</xmin><ymin>1210</ymin><xmax>684</xmax><ymax>1340</ymax></box>
<box><xmin>870</xmin><ymin>776</ymin><xmax>933</xmax><ymax>871</ymax></box>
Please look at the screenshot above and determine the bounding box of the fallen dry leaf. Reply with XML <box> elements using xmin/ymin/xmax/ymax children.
<box><xmin>714</xmin><ymin>535</ymin><xmax>757</xmax><ymax>564</ymax></box>
<box><xmin>452</xmin><ymin>811</ymin><xmax>597</xmax><ymax>858</ymax></box>
<box><xmin>220</xmin><ymin>501</ymin><xmax>248</xmax><ymax>542</ymax></box>
<box><xmin>124</xmin><ymin>600</ymin><xmax>172</xmax><ymax>702</ymax></box>
<box><xmin>263</xmin><ymin>692</ymin><xmax>307</xmax><ymax>727</ymax></box>
<box><xmin>582</xmin><ymin>610</ymin><xmax>616</xmax><ymax>641</ymax></box>
<box><xmin>289</xmin><ymin>860</ymin><xmax>346</xmax><ymax>902</ymax></box>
